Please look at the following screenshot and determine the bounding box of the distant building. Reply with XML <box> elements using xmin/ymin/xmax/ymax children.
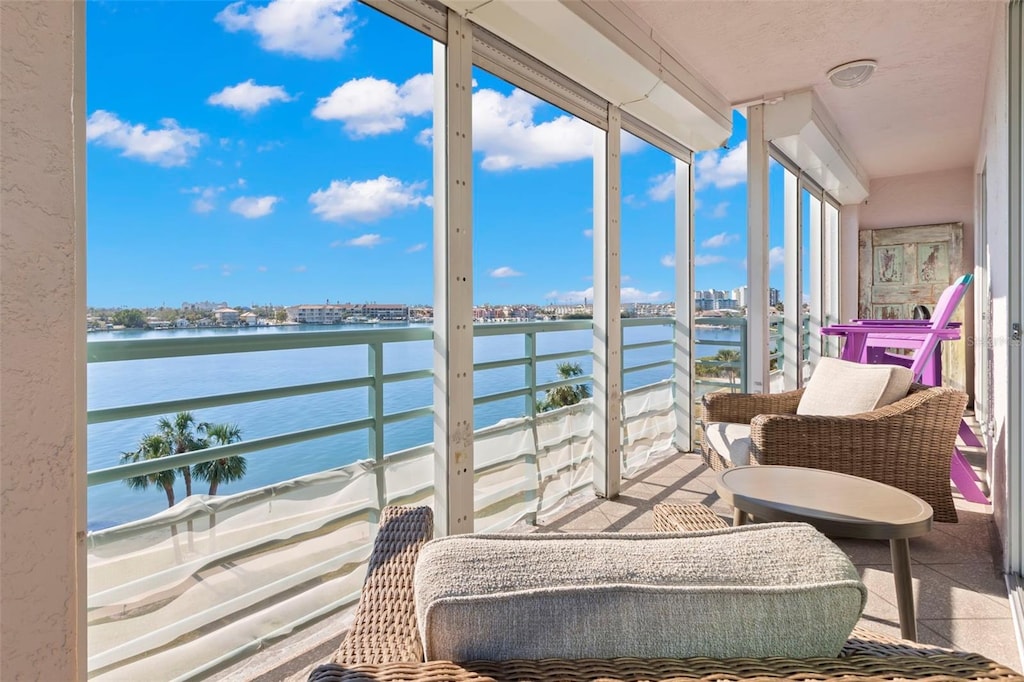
<box><xmin>732</xmin><ymin>286</ymin><xmax>748</xmax><ymax>308</ymax></box>
<box><xmin>240</xmin><ymin>312</ymin><xmax>259</xmax><ymax>326</ymax></box>
<box><xmin>769</xmin><ymin>288</ymin><xmax>781</xmax><ymax>307</ymax></box>
<box><xmin>213</xmin><ymin>307</ymin><xmax>240</xmax><ymax>325</ymax></box>
<box><xmin>286</xmin><ymin>302</ymin><xmax>409</xmax><ymax>324</ymax></box>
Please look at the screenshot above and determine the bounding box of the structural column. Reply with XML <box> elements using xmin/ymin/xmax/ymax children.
<box><xmin>432</xmin><ymin>13</ymin><xmax>475</xmax><ymax>536</ymax></box>
<box><xmin>745</xmin><ymin>105</ymin><xmax>771</xmax><ymax>393</ymax></box>
<box><xmin>807</xmin><ymin>193</ymin><xmax>824</xmax><ymax>371</ymax></box>
<box><xmin>0</xmin><ymin>1</ymin><xmax>87</xmax><ymax>677</ymax></box>
<box><xmin>782</xmin><ymin>168</ymin><xmax>802</xmax><ymax>390</ymax></box>
<box><xmin>673</xmin><ymin>159</ymin><xmax>694</xmax><ymax>451</ymax></box>
<box><xmin>593</xmin><ymin>106</ymin><xmax>623</xmax><ymax>498</ymax></box>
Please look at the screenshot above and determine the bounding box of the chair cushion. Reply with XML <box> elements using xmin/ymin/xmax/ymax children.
<box><xmin>797</xmin><ymin>357</ymin><xmax>914</xmax><ymax>416</ymax></box>
<box><xmin>704</xmin><ymin>421</ymin><xmax>752</xmax><ymax>465</ymax></box>
<box><xmin>414</xmin><ymin>523</ymin><xmax>867</xmax><ymax>661</ymax></box>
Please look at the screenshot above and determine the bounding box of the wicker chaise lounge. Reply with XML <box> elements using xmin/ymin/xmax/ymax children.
<box><xmin>308</xmin><ymin>506</ymin><xmax>1022</xmax><ymax>682</ymax></box>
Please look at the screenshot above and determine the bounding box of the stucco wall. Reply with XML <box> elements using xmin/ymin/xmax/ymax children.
<box><xmin>856</xmin><ymin>167</ymin><xmax>977</xmax><ymax>402</ymax></box>
<box><xmin>0</xmin><ymin>1</ymin><xmax>86</xmax><ymax>678</ymax></box>
<box><xmin>975</xmin><ymin>3</ymin><xmax>1011</xmax><ymax>561</ymax></box>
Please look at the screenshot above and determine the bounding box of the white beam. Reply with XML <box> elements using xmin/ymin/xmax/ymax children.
<box><xmin>432</xmin><ymin>15</ymin><xmax>475</xmax><ymax>536</ymax></box>
<box><xmin>593</xmin><ymin>105</ymin><xmax>623</xmax><ymax>498</ymax></box>
<box><xmin>746</xmin><ymin>105</ymin><xmax>770</xmax><ymax>393</ymax></box>
<box><xmin>673</xmin><ymin>159</ymin><xmax>694</xmax><ymax>450</ymax></box>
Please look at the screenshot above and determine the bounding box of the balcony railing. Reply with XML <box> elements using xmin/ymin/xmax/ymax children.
<box><xmin>85</xmin><ymin>318</ymin><xmax>683</xmax><ymax>680</ymax></box>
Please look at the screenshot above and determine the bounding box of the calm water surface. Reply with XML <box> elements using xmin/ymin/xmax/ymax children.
<box><xmin>87</xmin><ymin>322</ymin><xmax>741</xmax><ymax>530</ymax></box>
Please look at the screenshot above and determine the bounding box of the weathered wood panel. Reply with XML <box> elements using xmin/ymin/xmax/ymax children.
<box><xmin>858</xmin><ymin>223</ymin><xmax>966</xmax><ymax>391</ymax></box>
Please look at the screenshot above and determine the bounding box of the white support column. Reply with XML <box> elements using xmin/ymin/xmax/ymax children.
<box><xmin>783</xmin><ymin>169</ymin><xmax>801</xmax><ymax>390</ymax></box>
<box><xmin>746</xmin><ymin>105</ymin><xmax>770</xmax><ymax>393</ymax></box>
<box><xmin>838</xmin><ymin>204</ymin><xmax>861</xmax><ymax>323</ymax></box>
<box><xmin>673</xmin><ymin>158</ymin><xmax>694</xmax><ymax>451</ymax></box>
<box><xmin>432</xmin><ymin>15</ymin><xmax>475</xmax><ymax>536</ymax></box>
<box><xmin>807</xmin><ymin>193</ymin><xmax>823</xmax><ymax>373</ymax></box>
<box><xmin>593</xmin><ymin>106</ymin><xmax>623</xmax><ymax>498</ymax></box>
<box><xmin>824</xmin><ymin>202</ymin><xmax>841</xmax><ymax>357</ymax></box>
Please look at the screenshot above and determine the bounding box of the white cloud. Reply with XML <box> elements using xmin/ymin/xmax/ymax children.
<box><xmin>309</xmin><ymin>175</ymin><xmax>430</xmax><ymax>223</ymax></box>
<box><xmin>648</xmin><ymin>172</ymin><xmax>675</xmax><ymax>202</ymax></box>
<box><xmin>701</xmin><ymin>231</ymin><xmax>739</xmax><ymax>248</ymax></box>
<box><xmin>183</xmin><ymin>185</ymin><xmax>224</xmax><ymax>213</ymax></box>
<box><xmin>582</xmin><ymin>229</ymin><xmax>593</xmax><ymax>238</ymax></box>
<box><xmin>221</xmin><ymin>264</ymin><xmax>239</xmax><ymax>277</ymax></box>
<box><xmin>769</xmin><ymin>245</ymin><xmax>785</xmax><ymax>270</ymax></box>
<box><xmin>346</xmin><ymin>233</ymin><xmax>385</xmax><ymax>248</ymax></box>
<box><xmin>415</xmin><ymin>128</ymin><xmax>433</xmax><ymax>147</ymax></box>
<box><xmin>208</xmin><ymin>79</ymin><xmax>294</xmax><ymax>113</ymax></box>
<box><xmin>710</xmin><ymin>201</ymin><xmax>729</xmax><ymax>219</ymax></box>
<box><xmin>229</xmin><ymin>195</ymin><xmax>281</xmax><ymax>218</ymax></box>
<box><xmin>660</xmin><ymin>254</ymin><xmax>675</xmax><ymax>267</ymax></box>
<box><xmin>215</xmin><ymin>0</ymin><xmax>356</xmax><ymax>59</ymax></box>
<box><xmin>695</xmin><ymin>141</ymin><xmax>747</xmax><ymax>190</ymax></box>
<box><xmin>695</xmin><ymin>254</ymin><xmax>727</xmax><ymax>266</ymax></box>
<box><xmin>87</xmin><ymin>110</ymin><xmax>201</xmax><ymax>167</ymax></box>
<box><xmin>474</xmin><ymin>87</ymin><xmax>634</xmax><ymax>170</ymax></box>
<box><xmin>192</xmin><ymin>264</ymin><xmax>210</xmax><ymax>271</ymax></box>
<box><xmin>313</xmin><ymin>73</ymin><xmax>433</xmax><ymax>137</ymax></box>
<box><xmin>406</xmin><ymin>242</ymin><xmax>427</xmax><ymax>253</ymax></box>
<box><xmin>257</xmin><ymin>265</ymin><xmax>268</xmax><ymax>272</ymax></box>
<box><xmin>234</xmin><ymin>178</ymin><xmax>247</xmax><ymax>188</ymax></box>
<box><xmin>489</xmin><ymin>266</ymin><xmax>523</xmax><ymax>278</ymax></box>
<box><xmin>545</xmin><ymin>285</ymin><xmax>663</xmax><ymax>303</ymax></box>
<box><xmin>293</xmin><ymin>265</ymin><xmax>308</xmax><ymax>272</ymax></box>
<box><xmin>257</xmin><ymin>141</ymin><xmax>283</xmax><ymax>152</ymax></box>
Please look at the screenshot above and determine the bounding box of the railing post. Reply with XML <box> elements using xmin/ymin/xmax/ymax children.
<box><xmin>740</xmin><ymin>320</ymin><xmax>748</xmax><ymax>393</ymax></box>
<box><xmin>524</xmin><ymin>330</ymin><xmax>539</xmax><ymax>524</ymax></box>
<box><xmin>368</xmin><ymin>342</ymin><xmax>386</xmax><ymax>515</ymax></box>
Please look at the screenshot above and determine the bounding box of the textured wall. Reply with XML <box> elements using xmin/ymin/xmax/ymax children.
<box><xmin>0</xmin><ymin>1</ymin><xmax>86</xmax><ymax>678</ymax></box>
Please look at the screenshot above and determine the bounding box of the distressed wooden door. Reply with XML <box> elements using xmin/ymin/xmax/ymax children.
<box><xmin>858</xmin><ymin>222</ymin><xmax>966</xmax><ymax>390</ymax></box>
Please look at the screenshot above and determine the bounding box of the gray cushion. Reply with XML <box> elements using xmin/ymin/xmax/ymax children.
<box><xmin>704</xmin><ymin>421</ymin><xmax>751</xmax><ymax>465</ymax></box>
<box><xmin>797</xmin><ymin>357</ymin><xmax>914</xmax><ymax>416</ymax></box>
<box><xmin>414</xmin><ymin>523</ymin><xmax>866</xmax><ymax>661</ymax></box>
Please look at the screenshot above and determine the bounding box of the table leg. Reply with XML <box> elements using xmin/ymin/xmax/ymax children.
<box><xmin>890</xmin><ymin>538</ymin><xmax>917</xmax><ymax>641</ymax></box>
<box><xmin>733</xmin><ymin>508</ymin><xmax>748</xmax><ymax>526</ymax></box>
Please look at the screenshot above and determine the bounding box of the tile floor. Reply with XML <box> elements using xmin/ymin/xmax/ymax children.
<box><xmin>534</xmin><ymin>451</ymin><xmax>1022</xmax><ymax>671</ymax></box>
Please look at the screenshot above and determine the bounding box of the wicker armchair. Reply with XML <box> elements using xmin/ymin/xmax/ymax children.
<box><xmin>701</xmin><ymin>384</ymin><xmax>969</xmax><ymax>523</ymax></box>
<box><xmin>307</xmin><ymin>506</ymin><xmax>1021</xmax><ymax>682</ymax></box>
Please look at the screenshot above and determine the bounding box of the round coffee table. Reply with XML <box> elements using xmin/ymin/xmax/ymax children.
<box><xmin>716</xmin><ymin>465</ymin><xmax>933</xmax><ymax>641</ymax></box>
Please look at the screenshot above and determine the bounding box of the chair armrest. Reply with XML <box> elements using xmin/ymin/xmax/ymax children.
<box><xmin>750</xmin><ymin>386</ymin><xmax>968</xmax><ymax>522</ymax></box>
<box><xmin>331</xmin><ymin>506</ymin><xmax>434</xmax><ymax>665</ymax></box>
<box><xmin>702</xmin><ymin>388</ymin><xmax>803</xmax><ymax>424</ymax></box>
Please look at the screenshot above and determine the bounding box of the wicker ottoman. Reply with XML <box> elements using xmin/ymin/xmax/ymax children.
<box><xmin>653</xmin><ymin>503</ymin><xmax>729</xmax><ymax>532</ymax></box>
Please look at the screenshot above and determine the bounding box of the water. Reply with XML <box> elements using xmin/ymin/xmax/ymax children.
<box><xmin>87</xmin><ymin>322</ymin><xmax>740</xmax><ymax>530</ymax></box>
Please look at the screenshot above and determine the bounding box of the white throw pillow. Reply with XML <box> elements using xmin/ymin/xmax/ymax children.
<box><xmin>797</xmin><ymin>357</ymin><xmax>914</xmax><ymax>416</ymax></box>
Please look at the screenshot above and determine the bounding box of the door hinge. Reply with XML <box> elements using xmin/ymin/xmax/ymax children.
<box><xmin>1012</xmin><ymin>322</ymin><xmax>1022</xmax><ymax>343</ymax></box>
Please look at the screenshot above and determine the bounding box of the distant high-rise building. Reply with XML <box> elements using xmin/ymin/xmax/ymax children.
<box><xmin>769</xmin><ymin>288</ymin><xmax>781</xmax><ymax>307</ymax></box>
<box><xmin>732</xmin><ymin>286</ymin><xmax>748</xmax><ymax>308</ymax></box>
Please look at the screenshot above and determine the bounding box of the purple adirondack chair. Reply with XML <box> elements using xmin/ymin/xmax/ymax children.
<box><xmin>821</xmin><ymin>274</ymin><xmax>989</xmax><ymax>504</ymax></box>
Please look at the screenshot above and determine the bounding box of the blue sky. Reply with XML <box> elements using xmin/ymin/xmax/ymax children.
<box><xmin>86</xmin><ymin>0</ymin><xmax>774</xmax><ymax>309</ymax></box>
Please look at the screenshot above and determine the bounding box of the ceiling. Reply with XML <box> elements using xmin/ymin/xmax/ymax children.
<box><xmin>621</xmin><ymin>0</ymin><xmax>1000</xmax><ymax>180</ymax></box>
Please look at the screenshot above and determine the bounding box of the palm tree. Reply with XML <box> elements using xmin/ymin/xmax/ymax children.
<box><xmin>714</xmin><ymin>349</ymin><xmax>742</xmax><ymax>385</ymax></box>
<box><xmin>158</xmin><ymin>412</ymin><xmax>203</xmax><ymax>497</ymax></box>
<box><xmin>192</xmin><ymin>423</ymin><xmax>246</xmax><ymax>495</ymax></box>
<box><xmin>120</xmin><ymin>434</ymin><xmax>177</xmax><ymax>508</ymax></box>
<box><xmin>537</xmin><ymin>362</ymin><xmax>592</xmax><ymax>412</ymax></box>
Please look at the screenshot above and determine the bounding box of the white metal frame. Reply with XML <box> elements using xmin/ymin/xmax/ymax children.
<box><xmin>782</xmin><ymin>167</ymin><xmax>802</xmax><ymax>390</ymax></box>
<box><xmin>746</xmin><ymin>104</ymin><xmax>771</xmax><ymax>393</ymax></box>
<box><xmin>823</xmin><ymin>199</ymin><xmax>842</xmax><ymax>357</ymax></box>
<box><xmin>592</xmin><ymin>106</ymin><xmax>624</xmax><ymax>498</ymax></box>
<box><xmin>432</xmin><ymin>15</ymin><xmax>475</xmax><ymax>536</ymax></box>
<box><xmin>806</xmin><ymin>189</ymin><xmax>824</xmax><ymax>372</ymax></box>
<box><xmin>674</xmin><ymin>158</ymin><xmax>695</xmax><ymax>450</ymax></box>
